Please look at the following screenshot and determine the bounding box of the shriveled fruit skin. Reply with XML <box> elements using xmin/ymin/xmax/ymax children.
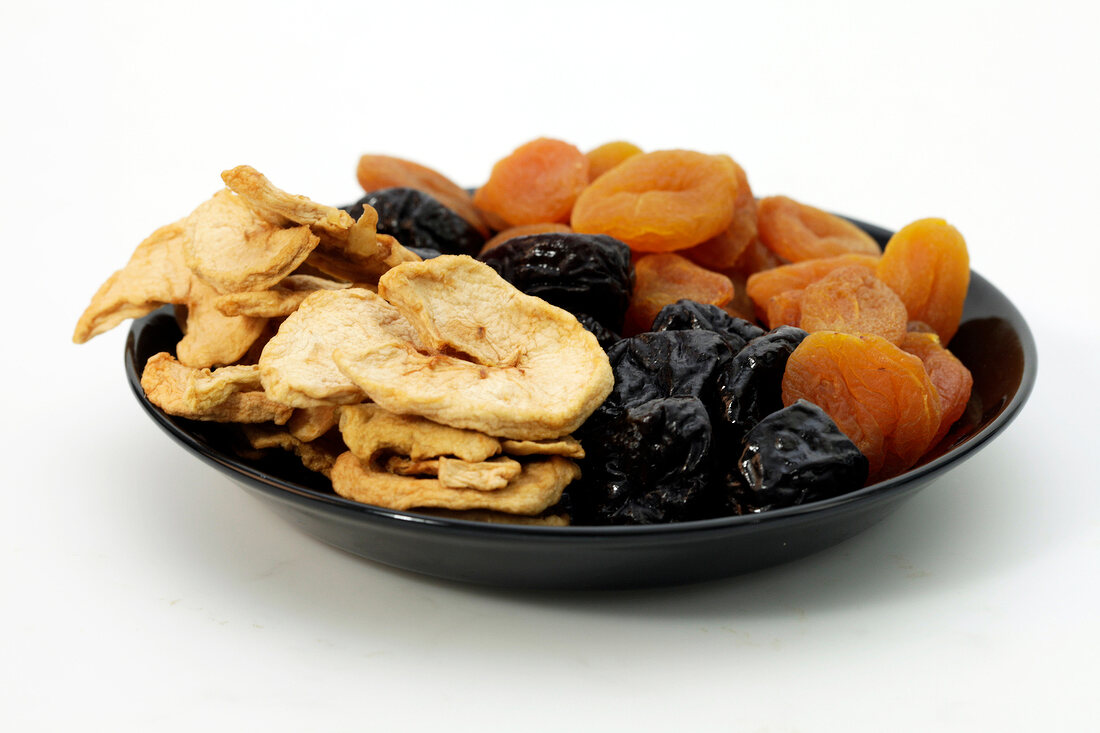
<box><xmin>623</xmin><ymin>253</ymin><xmax>734</xmax><ymax>335</ymax></box>
<box><xmin>781</xmin><ymin>332</ymin><xmax>943</xmax><ymax>482</ymax></box>
<box><xmin>682</xmin><ymin>156</ymin><xmax>758</xmax><ymax>269</ymax></box>
<box><xmin>479</xmin><ymin>232</ymin><xmax>634</xmax><ymax>332</ymax></box>
<box><xmin>571</xmin><ymin>150</ymin><xmax>738</xmax><ymax>252</ymax></box>
<box><xmin>473</xmin><ymin>137</ymin><xmax>589</xmax><ymax>227</ymax></box>
<box><xmin>877</xmin><ymin>218</ymin><xmax>969</xmax><ymax>343</ymax></box>
<box><xmin>480</xmin><ymin>222</ymin><xmax>572</xmax><ymax>255</ymax></box>
<box><xmin>651</xmin><ymin>299</ymin><xmax>765</xmax><ymax>353</ymax></box>
<box><xmin>718</xmin><ymin>325</ymin><xmax>808</xmax><ymax>444</ymax></box>
<box><xmin>344</xmin><ymin>188</ymin><xmax>485</xmax><ymax>257</ymax></box>
<box><xmin>899</xmin><ymin>331</ymin><xmax>974</xmax><ymax>445</ymax></box>
<box><xmin>356</xmin><ymin>154</ymin><xmax>489</xmax><ymax>237</ymax></box>
<box><xmin>746</xmin><ymin>253</ymin><xmax>880</xmax><ymax>322</ymax></box>
<box><xmin>585</xmin><ymin>141</ymin><xmax>643</xmax><ymax>181</ymax></box>
<box><xmin>799</xmin><ymin>266</ymin><xmax>909</xmax><ymax>344</ymax></box>
<box><xmin>765</xmin><ymin>289</ymin><xmax>804</xmax><ymax>329</ymax></box>
<box><xmin>734</xmin><ymin>400</ymin><xmax>868</xmax><ymax>513</ymax></box>
<box><xmin>757</xmin><ymin>196</ymin><xmax>881</xmax><ymax>262</ymax></box>
<box><xmin>575</xmin><ymin>313</ymin><xmax>621</xmax><ymax>350</ymax></box>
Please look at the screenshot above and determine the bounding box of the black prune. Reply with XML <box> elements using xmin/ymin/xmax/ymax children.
<box><xmin>718</xmin><ymin>325</ymin><xmax>808</xmax><ymax>443</ymax></box>
<box><xmin>575</xmin><ymin>313</ymin><xmax>621</xmax><ymax>350</ymax></box>
<box><xmin>734</xmin><ymin>400</ymin><xmax>868</xmax><ymax>512</ymax></box>
<box><xmin>478</xmin><ymin>233</ymin><xmax>634</xmax><ymax>332</ymax></box>
<box><xmin>651</xmin><ymin>299</ymin><xmax>765</xmax><ymax>352</ymax></box>
<box><xmin>343</xmin><ymin>187</ymin><xmax>485</xmax><ymax>256</ymax></box>
<box><xmin>573</xmin><ymin>397</ymin><xmax>715</xmax><ymax>525</ymax></box>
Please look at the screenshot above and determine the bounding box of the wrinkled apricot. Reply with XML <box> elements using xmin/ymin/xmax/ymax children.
<box><xmin>586</xmin><ymin>141</ymin><xmax>643</xmax><ymax>181</ymax></box>
<box><xmin>765</xmin><ymin>289</ymin><xmax>804</xmax><ymax>329</ymax></box>
<box><xmin>571</xmin><ymin>150</ymin><xmax>738</xmax><ymax>253</ymax></box>
<box><xmin>799</xmin><ymin>266</ymin><xmax>908</xmax><ymax>344</ymax></box>
<box><xmin>746</xmin><ymin>253</ymin><xmax>880</xmax><ymax>322</ymax></box>
<box><xmin>473</xmin><ymin>138</ymin><xmax>589</xmax><ymax>228</ymax></box>
<box><xmin>877</xmin><ymin>218</ymin><xmax>969</xmax><ymax>343</ymax></box>
<box><xmin>480</xmin><ymin>222</ymin><xmax>573</xmax><ymax>255</ymax></box>
<box><xmin>782</xmin><ymin>332</ymin><xmax>943</xmax><ymax>482</ymax></box>
<box><xmin>757</xmin><ymin>196</ymin><xmax>881</xmax><ymax>262</ymax></box>
<box><xmin>899</xmin><ymin>331</ymin><xmax>974</xmax><ymax>446</ymax></box>
<box><xmin>623</xmin><ymin>253</ymin><xmax>735</xmax><ymax>334</ymax></box>
<box><xmin>682</xmin><ymin>156</ymin><xmax>758</xmax><ymax>270</ymax></box>
<box><xmin>729</xmin><ymin>238</ymin><xmax>785</xmax><ymax>278</ymax></box>
<box><xmin>357</xmin><ymin>154</ymin><xmax>489</xmax><ymax>237</ymax></box>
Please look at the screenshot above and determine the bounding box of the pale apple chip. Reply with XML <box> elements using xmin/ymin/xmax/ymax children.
<box><xmin>214</xmin><ymin>275</ymin><xmax>351</xmax><ymax>318</ymax></box>
<box><xmin>258</xmin><ymin>288</ymin><xmax>421</xmax><ymax>408</ymax></box>
<box><xmin>286</xmin><ymin>405</ymin><xmax>340</xmax><ymax>442</ymax></box>
<box><xmin>176</xmin><ymin>276</ymin><xmax>267</xmax><ymax>368</ymax></box>
<box><xmin>240</xmin><ymin>425</ymin><xmax>341</xmax><ymax>478</ymax></box>
<box><xmin>331</xmin><ymin>452</ymin><xmax>579</xmax><ymax>515</ymax></box>
<box><xmin>501</xmin><ymin>437</ymin><xmax>586</xmax><ymax>459</ymax></box>
<box><xmin>141</xmin><ymin>352</ymin><xmax>291</xmax><ymax>424</ymax></box>
<box><xmin>383</xmin><ymin>456</ymin><xmax>524</xmax><ymax>491</ymax></box>
<box><xmin>339</xmin><ymin>404</ymin><xmax>500</xmax><ymax>463</ymax></box>
<box><xmin>73</xmin><ymin>221</ymin><xmax>192</xmax><ymax>344</ymax></box>
<box><xmin>221</xmin><ymin>165</ymin><xmax>356</xmax><ymax>242</ymax></box>
<box><xmin>334</xmin><ymin>256</ymin><xmax>613</xmax><ymax>440</ymax></box>
<box><xmin>183</xmin><ymin>189</ymin><xmax>320</xmax><ymax>294</ymax></box>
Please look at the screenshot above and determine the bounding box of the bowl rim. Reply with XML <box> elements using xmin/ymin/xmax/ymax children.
<box><xmin>124</xmin><ymin>223</ymin><xmax>1038</xmax><ymax>541</ymax></box>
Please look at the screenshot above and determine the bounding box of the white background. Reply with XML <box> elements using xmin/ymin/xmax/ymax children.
<box><xmin>2</xmin><ymin>1</ymin><xmax>1098</xmax><ymax>730</ymax></box>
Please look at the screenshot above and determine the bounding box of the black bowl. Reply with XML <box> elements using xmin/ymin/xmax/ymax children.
<box><xmin>124</xmin><ymin>219</ymin><xmax>1036</xmax><ymax>589</ymax></box>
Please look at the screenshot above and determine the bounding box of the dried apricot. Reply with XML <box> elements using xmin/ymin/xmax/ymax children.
<box><xmin>799</xmin><ymin>266</ymin><xmax>908</xmax><ymax>344</ymax></box>
<box><xmin>357</xmin><ymin>154</ymin><xmax>489</xmax><ymax>237</ymax></box>
<box><xmin>479</xmin><ymin>222</ymin><xmax>573</xmax><ymax>255</ymax></box>
<box><xmin>757</xmin><ymin>196</ymin><xmax>880</xmax><ymax>262</ymax></box>
<box><xmin>586</xmin><ymin>141</ymin><xmax>643</xmax><ymax>181</ymax></box>
<box><xmin>899</xmin><ymin>331</ymin><xmax>974</xmax><ymax>445</ymax></box>
<box><xmin>623</xmin><ymin>253</ymin><xmax>735</xmax><ymax>335</ymax></box>
<box><xmin>781</xmin><ymin>332</ymin><xmax>943</xmax><ymax>482</ymax></box>
<box><xmin>571</xmin><ymin>150</ymin><xmax>738</xmax><ymax>253</ymax></box>
<box><xmin>765</xmin><ymin>289</ymin><xmax>804</xmax><ymax>329</ymax></box>
<box><xmin>876</xmin><ymin>218</ymin><xmax>969</xmax><ymax>343</ymax></box>
<box><xmin>473</xmin><ymin>138</ymin><xmax>589</xmax><ymax>227</ymax></box>
<box><xmin>682</xmin><ymin>156</ymin><xmax>757</xmax><ymax>270</ymax></box>
<box><xmin>729</xmin><ymin>238</ymin><xmax>785</xmax><ymax>278</ymax></box>
<box><xmin>746</xmin><ymin>253</ymin><xmax>880</xmax><ymax>322</ymax></box>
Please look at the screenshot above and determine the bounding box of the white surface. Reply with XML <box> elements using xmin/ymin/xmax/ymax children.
<box><xmin>2</xmin><ymin>1</ymin><xmax>1098</xmax><ymax>730</ymax></box>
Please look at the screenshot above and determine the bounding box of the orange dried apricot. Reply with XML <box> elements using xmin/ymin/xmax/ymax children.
<box><xmin>899</xmin><ymin>331</ymin><xmax>974</xmax><ymax>446</ymax></box>
<box><xmin>571</xmin><ymin>150</ymin><xmax>738</xmax><ymax>253</ymax></box>
<box><xmin>479</xmin><ymin>222</ymin><xmax>573</xmax><ymax>255</ymax></box>
<box><xmin>876</xmin><ymin>218</ymin><xmax>969</xmax><ymax>343</ymax></box>
<box><xmin>586</xmin><ymin>141</ymin><xmax>643</xmax><ymax>181</ymax></box>
<box><xmin>623</xmin><ymin>253</ymin><xmax>735</xmax><ymax>334</ymax></box>
<box><xmin>757</xmin><ymin>196</ymin><xmax>880</xmax><ymax>262</ymax></box>
<box><xmin>745</xmin><ymin>253</ymin><xmax>880</xmax><ymax>322</ymax></box>
<box><xmin>472</xmin><ymin>138</ymin><xmax>589</xmax><ymax>227</ymax></box>
<box><xmin>765</xmin><ymin>289</ymin><xmax>804</xmax><ymax>329</ymax></box>
<box><xmin>681</xmin><ymin>156</ymin><xmax>758</xmax><ymax>270</ymax></box>
<box><xmin>799</xmin><ymin>266</ymin><xmax>908</xmax><ymax>344</ymax></box>
<box><xmin>782</xmin><ymin>332</ymin><xmax>943</xmax><ymax>482</ymax></box>
<box><xmin>729</xmin><ymin>238</ymin><xmax>785</xmax><ymax>278</ymax></box>
<box><xmin>357</xmin><ymin>154</ymin><xmax>489</xmax><ymax>237</ymax></box>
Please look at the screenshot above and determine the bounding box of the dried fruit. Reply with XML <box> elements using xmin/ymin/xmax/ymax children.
<box><xmin>356</xmin><ymin>153</ymin><xmax>489</xmax><ymax>237</ymax></box>
<box><xmin>213</xmin><ymin>275</ymin><xmax>351</xmax><ymax>318</ymax></box>
<box><xmin>338</xmin><ymin>403</ymin><xmax>501</xmax><ymax>464</ymax></box>
<box><xmin>478</xmin><ymin>232</ymin><xmax>634</xmax><ymax>332</ymax></box>
<box><xmin>718</xmin><ymin>326</ymin><xmax>808</xmax><ymax>443</ymax></box>
<box><xmin>141</xmin><ymin>353</ymin><xmax>292</xmax><ymax>424</ymax></box>
<box><xmin>571</xmin><ymin>150</ymin><xmax>738</xmax><ymax>252</ymax></box>
<box><xmin>345</xmin><ymin>187</ymin><xmax>486</xmax><ymax>256</ymax></box>
<box><xmin>898</xmin><ymin>331</ymin><xmax>974</xmax><ymax>445</ymax></box>
<box><xmin>877</xmin><ymin>218</ymin><xmax>969</xmax><ymax>343</ymax></box>
<box><xmin>681</xmin><ymin>156</ymin><xmax>758</xmax><ymax>269</ymax></box>
<box><xmin>650</xmin><ymin>299</ymin><xmax>765</xmax><ymax>353</ymax></box>
<box><xmin>734</xmin><ymin>400</ymin><xmax>868</xmax><ymax>512</ymax></box>
<box><xmin>480</xmin><ymin>222</ymin><xmax>573</xmax><ymax>255</ymax></box>
<box><xmin>585</xmin><ymin>140</ymin><xmax>643</xmax><ymax>181</ymax></box>
<box><xmin>798</xmin><ymin>266</ymin><xmax>909</xmax><ymax>344</ymax></box>
<box><xmin>624</xmin><ymin>253</ymin><xmax>734</xmax><ymax>334</ymax></box>
<box><xmin>781</xmin><ymin>331</ymin><xmax>943</xmax><ymax>482</ymax></box>
<box><xmin>764</xmin><ymin>289</ymin><xmax>804</xmax><ymax>329</ymax></box>
<box><xmin>473</xmin><ymin>138</ymin><xmax>589</xmax><ymax>227</ymax></box>
<box><xmin>746</xmin><ymin>253</ymin><xmax>880</xmax><ymax>322</ymax></box>
<box><xmin>757</xmin><ymin>196</ymin><xmax>880</xmax><ymax>262</ymax></box>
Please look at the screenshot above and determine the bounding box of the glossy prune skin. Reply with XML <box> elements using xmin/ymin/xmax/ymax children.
<box><xmin>343</xmin><ymin>187</ymin><xmax>485</xmax><ymax>256</ymax></box>
<box><xmin>651</xmin><ymin>299</ymin><xmax>765</xmax><ymax>352</ymax></box>
<box><xmin>479</xmin><ymin>233</ymin><xmax>634</xmax><ymax>332</ymax></box>
<box><xmin>718</xmin><ymin>325</ymin><xmax>808</xmax><ymax>443</ymax></box>
<box><xmin>575</xmin><ymin>313</ymin><xmax>621</xmax><ymax>350</ymax></box>
<box><xmin>735</xmin><ymin>400</ymin><xmax>868</xmax><ymax>512</ymax></box>
<box><xmin>574</xmin><ymin>397</ymin><xmax>714</xmax><ymax>525</ymax></box>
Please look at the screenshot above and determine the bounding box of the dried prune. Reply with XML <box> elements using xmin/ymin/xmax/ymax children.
<box><xmin>480</xmin><ymin>222</ymin><xmax>572</xmax><ymax>255</ymax></box>
<box><xmin>573</xmin><ymin>396</ymin><xmax>715</xmax><ymax>524</ymax></box>
<box><xmin>479</xmin><ymin>232</ymin><xmax>633</xmax><ymax>332</ymax></box>
<box><xmin>734</xmin><ymin>400</ymin><xmax>868</xmax><ymax>512</ymax></box>
<box><xmin>718</xmin><ymin>325</ymin><xmax>808</xmax><ymax>443</ymax></box>
<box><xmin>344</xmin><ymin>188</ymin><xmax>486</xmax><ymax>256</ymax></box>
<box><xmin>575</xmin><ymin>313</ymin><xmax>621</xmax><ymax>350</ymax></box>
<box><xmin>651</xmin><ymin>299</ymin><xmax>765</xmax><ymax>353</ymax></box>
